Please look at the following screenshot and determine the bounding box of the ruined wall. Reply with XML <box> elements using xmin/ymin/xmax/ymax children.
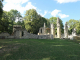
<box><xmin>21</xmin><ymin>30</ymin><xmax>51</xmax><ymax>39</ymax></box>
<box><xmin>13</xmin><ymin>29</ymin><xmax>52</xmax><ymax>39</ymax></box>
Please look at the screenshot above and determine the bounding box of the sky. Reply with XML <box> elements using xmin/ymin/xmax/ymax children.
<box><xmin>2</xmin><ymin>0</ymin><xmax>80</xmax><ymax>25</ymax></box>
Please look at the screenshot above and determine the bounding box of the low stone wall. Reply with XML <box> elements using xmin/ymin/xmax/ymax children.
<box><xmin>38</xmin><ymin>35</ymin><xmax>51</xmax><ymax>39</ymax></box>
<box><xmin>7</xmin><ymin>36</ymin><xmax>14</xmax><ymax>39</ymax></box>
<box><xmin>0</xmin><ymin>32</ymin><xmax>10</xmax><ymax>37</ymax></box>
<box><xmin>68</xmin><ymin>35</ymin><xmax>80</xmax><ymax>40</ymax></box>
<box><xmin>22</xmin><ymin>32</ymin><xmax>38</xmax><ymax>39</ymax></box>
<box><xmin>0</xmin><ymin>30</ymin><xmax>53</xmax><ymax>39</ymax></box>
<box><xmin>73</xmin><ymin>36</ymin><xmax>80</xmax><ymax>40</ymax></box>
<box><xmin>0</xmin><ymin>33</ymin><xmax>10</xmax><ymax>39</ymax></box>
<box><xmin>22</xmin><ymin>32</ymin><xmax>52</xmax><ymax>39</ymax></box>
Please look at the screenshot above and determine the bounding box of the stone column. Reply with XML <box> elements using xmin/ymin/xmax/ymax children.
<box><xmin>53</xmin><ymin>24</ymin><xmax>55</xmax><ymax>38</ymax></box>
<box><xmin>57</xmin><ymin>17</ymin><xmax>61</xmax><ymax>38</ymax></box>
<box><xmin>72</xmin><ymin>28</ymin><xmax>77</xmax><ymax>36</ymax></box>
<box><xmin>64</xmin><ymin>22</ymin><xmax>68</xmax><ymax>38</ymax></box>
<box><xmin>50</xmin><ymin>23</ymin><xmax>54</xmax><ymax>39</ymax></box>
<box><xmin>44</xmin><ymin>23</ymin><xmax>46</xmax><ymax>35</ymax></box>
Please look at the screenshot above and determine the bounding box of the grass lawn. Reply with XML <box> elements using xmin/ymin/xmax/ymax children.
<box><xmin>0</xmin><ymin>38</ymin><xmax>80</xmax><ymax>60</ymax></box>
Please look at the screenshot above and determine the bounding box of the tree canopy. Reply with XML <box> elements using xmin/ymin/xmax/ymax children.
<box><xmin>23</xmin><ymin>9</ymin><xmax>48</xmax><ymax>34</ymax></box>
<box><xmin>67</xmin><ymin>19</ymin><xmax>78</xmax><ymax>34</ymax></box>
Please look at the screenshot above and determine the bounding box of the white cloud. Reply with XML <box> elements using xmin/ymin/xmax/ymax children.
<box><xmin>55</xmin><ymin>0</ymin><xmax>80</xmax><ymax>3</ymax></box>
<box><xmin>3</xmin><ymin>0</ymin><xmax>36</xmax><ymax>15</ymax></box>
<box><xmin>4</xmin><ymin>0</ymin><xmax>29</xmax><ymax>4</ymax></box>
<box><xmin>58</xmin><ymin>13</ymin><xmax>69</xmax><ymax>18</ymax></box>
<box><xmin>51</xmin><ymin>9</ymin><xmax>61</xmax><ymax>17</ymax></box>
<box><xmin>39</xmin><ymin>11</ymin><xmax>48</xmax><ymax>17</ymax></box>
<box><xmin>51</xmin><ymin>9</ymin><xmax>69</xmax><ymax>18</ymax></box>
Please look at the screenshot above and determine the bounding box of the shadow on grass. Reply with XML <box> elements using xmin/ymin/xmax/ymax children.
<box><xmin>0</xmin><ymin>39</ymin><xmax>80</xmax><ymax>60</ymax></box>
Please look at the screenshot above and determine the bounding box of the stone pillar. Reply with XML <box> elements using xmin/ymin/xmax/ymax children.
<box><xmin>64</xmin><ymin>22</ymin><xmax>68</xmax><ymax>38</ymax></box>
<box><xmin>50</xmin><ymin>23</ymin><xmax>54</xmax><ymax>39</ymax></box>
<box><xmin>15</xmin><ymin>30</ymin><xmax>21</xmax><ymax>38</ymax></box>
<box><xmin>53</xmin><ymin>24</ymin><xmax>55</xmax><ymax>38</ymax></box>
<box><xmin>57</xmin><ymin>17</ymin><xmax>61</xmax><ymax>38</ymax></box>
<box><xmin>72</xmin><ymin>28</ymin><xmax>77</xmax><ymax>36</ymax></box>
<box><xmin>44</xmin><ymin>23</ymin><xmax>46</xmax><ymax>35</ymax></box>
<box><xmin>51</xmin><ymin>23</ymin><xmax>53</xmax><ymax>35</ymax></box>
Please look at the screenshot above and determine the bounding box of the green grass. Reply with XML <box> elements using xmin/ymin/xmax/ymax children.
<box><xmin>0</xmin><ymin>38</ymin><xmax>80</xmax><ymax>60</ymax></box>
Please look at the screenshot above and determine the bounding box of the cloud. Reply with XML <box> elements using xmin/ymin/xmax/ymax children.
<box><xmin>3</xmin><ymin>0</ymin><xmax>36</xmax><ymax>15</ymax></box>
<box><xmin>39</xmin><ymin>11</ymin><xmax>48</xmax><ymax>17</ymax></box>
<box><xmin>42</xmin><ymin>11</ymin><xmax>48</xmax><ymax>17</ymax></box>
<box><xmin>51</xmin><ymin>9</ymin><xmax>69</xmax><ymax>18</ymax></box>
<box><xmin>4</xmin><ymin>0</ymin><xmax>29</xmax><ymax>4</ymax></box>
<box><xmin>58</xmin><ymin>13</ymin><xmax>69</xmax><ymax>18</ymax></box>
<box><xmin>51</xmin><ymin>9</ymin><xmax>61</xmax><ymax>17</ymax></box>
<box><xmin>55</xmin><ymin>0</ymin><xmax>80</xmax><ymax>3</ymax></box>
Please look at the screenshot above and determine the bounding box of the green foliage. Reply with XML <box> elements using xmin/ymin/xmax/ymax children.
<box><xmin>8</xmin><ymin>9</ymin><xmax>23</xmax><ymax>34</ymax></box>
<box><xmin>0</xmin><ymin>9</ymin><xmax>23</xmax><ymax>34</ymax></box>
<box><xmin>16</xmin><ymin>21</ymin><xmax>25</xmax><ymax>29</ymax></box>
<box><xmin>24</xmin><ymin>9</ymin><xmax>38</xmax><ymax>21</ymax></box>
<box><xmin>67</xmin><ymin>19</ymin><xmax>78</xmax><ymax>34</ymax></box>
<box><xmin>0</xmin><ymin>0</ymin><xmax>4</xmax><ymax>25</ymax></box>
<box><xmin>0</xmin><ymin>11</ymin><xmax>10</xmax><ymax>33</ymax></box>
<box><xmin>76</xmin><ymin>20</ymin><xmax>80</xmax><ymax>34</ymax></box>
<box><xmin>9</xmin><ymin>9</ymin><xmax>22</xmax><ymax>21</ymax></box>
<box><xmin>49</xmin><ymin>17</ymin><xmax>64</xmax><ymax>34</ymax></box>
<box><xmin>24</xmin><ymin>9</ymin><xmax>48</xmax><ymax>34</ymax></box>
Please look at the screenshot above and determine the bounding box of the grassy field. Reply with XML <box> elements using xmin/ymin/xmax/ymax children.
<box><xmin>0</xmin><ymin>38</ymin><xmax>80</xmax><ymax>60</ymax></box>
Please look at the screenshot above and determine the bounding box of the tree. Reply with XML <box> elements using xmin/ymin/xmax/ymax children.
<box><xmin>0</xmin><ymin>11</ymin><xmax>10</xmax><ymax>33</ymax></box>
<box><xmin>0</xmin><ymin>9</ymin><xmax>23</xmax><ymax>34</ymax></box>
<box><xmin>9</xmin><ymin>9</ymin><xmax>22</xmax><ymax>22</ymax></box>
<box><xmin>24</xmin><ymin>9</ymin><xmax>48</xmax><ymax>34</ymax></box>
<box><xmin>75</xmin><ymin>20</ymin><xmax>80</xmax><ymax>34</ymax></box>
<box><xmin>16</xmin><ymin>20</ymin><xmax>25</xmax><ymax>29</ymax></box>
<box><xmin>8</xmin><ymin>9</ymin><xmax>22</xmax><ymax>27</ymax></box>
<box><xmin>67</xmin><ymin>19</ymin><xmax>78</xmax><ymax>34</ymax></box>
<box><xmin>7</xmin><ymin>9</ymin><xmax>23</xmax><ymax>34</ymax></box>
<box><xmin>0</xmin><ymin>0</ymin><xmax>3</xmax><ymax>20</ymax></box>
<box><xmin>0</xmin><ymin>0</ymin><xmax>4</xmax><ymax>28</ymax></box>
<box><xmin>49</xmin><ymin>17</ymin><xmax>64</xmax><ymax>34</ymax></box>
<box><xmin>24</xmin><ymin>9</ymin><xmax>38</xmax><ymax>21</ymax></box>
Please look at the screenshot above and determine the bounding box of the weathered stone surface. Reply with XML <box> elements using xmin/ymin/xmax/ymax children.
<box><xmin>64</xmin><ymin>22</ymin><xmax>68</xmax><ymax>38</ymax></box>
<box><xmin>0</xmin><ymin>32</ymin><xmax>10</xmax><ymax>36</ymax></box>
<box><xmin>50</xmin><ymin>23</ymin><xmax>54</xmax><ymax>39</ymax></box>
<box><xmin>57</xmin><ymin>17</ymin><xmax>61</xmax><ymax>38</ymax></box>
<box><xmin>44</xmin><ymin>23</ymin><xmax>46</xmax><ymax>34</ymax></box>
<box><xmin>72</xmin><ymin>28</ymin><xmax>77</xmax><ymax>36</ymax></box>
<box><xmin>12</xmin><ymin>25</ymin><xmax>52</xmax><ymax>39</ymax></box>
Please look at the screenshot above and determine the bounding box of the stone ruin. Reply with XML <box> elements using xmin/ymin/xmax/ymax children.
<box><xmin>64</xmin><ymin>22</ymin><xmax>68</xmax><ymax>38</ymax></box>
<box><xmin>0</xmin><ymin>25</ymin><xmax>53</xmax><ymax>39</ymax></box>
<box><xmin>57</xmin><ymin>17</ymin><xmax>61</xmax><ymax>38</ymax></box>
<box><xmin>0</xmin><ymin>17</ymin><xmax>80</xmax><ymax>40</ymax></box>
<box><xmin>38</xmin><ymin>23</ymin><xmax>55</xmax><ymax>39</ymax></box>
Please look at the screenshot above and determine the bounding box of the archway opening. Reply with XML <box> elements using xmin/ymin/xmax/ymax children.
<box><xmin>22</xmin><ymin>31</ymin><xmax>24</xmax><ymax>36</ymax></box>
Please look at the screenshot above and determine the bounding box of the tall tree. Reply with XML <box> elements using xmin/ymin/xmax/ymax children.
<box><xmin>24</xmin><ymin>9</ymin><xmax>47</xmax><ymax>34</ymax></box>
<box><xmin>67</xmin><ymin>19</ymin><xmax>78</xmax><ymax>34</ymax></box>
<box><xmin>7</xmin><ymin>9</ymin><xmax>23</xmax><ymax>34</ymax></box>
<box><xmin>0</xmin><ymin>11</ymin><xmax>10</xmax><ymax>33</ymax></box>
<box><xmin>0</xmin><ymin>0</ymin><xmax>4</xmax><ymax>29</ymax></box>
<box><xmin>0</xmin><ymin>0</ymin><xmax>3</xmax><ymax>20</ymax></box>
<box><xmin>75</xmin><ymin>20</ymin><xmax>80</xmax><ymax>34</ymax></box>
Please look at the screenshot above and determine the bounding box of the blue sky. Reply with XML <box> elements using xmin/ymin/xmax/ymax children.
<box><xmin>3</xmin><ymin>0</ymin><xmax>80</xmax><ymax>25</ymax></box>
